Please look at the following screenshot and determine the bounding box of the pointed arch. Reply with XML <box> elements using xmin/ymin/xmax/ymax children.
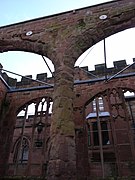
<box><xmin>13</xmin><ymin>136</ymin><xmax>30</xmax><ymax>164</ymax></box>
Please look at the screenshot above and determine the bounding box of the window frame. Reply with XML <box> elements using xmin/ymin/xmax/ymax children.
<box><xmin>87</xmin><ymin>118</ymin><xmax>112</xmax><ymax>148</ymax></box>
<box><xmin>13</xmin><ymin>137</ymin><xmax>29</xmax><ymax>164</ymax></box>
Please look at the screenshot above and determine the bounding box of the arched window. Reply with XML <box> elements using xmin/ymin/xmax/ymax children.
<box><xmin>92</xmin><ymin>97</ymin><xmax>104</xmax><ymax>112</ymax></box>
<box><xmin>13</xmin><ymin>137</ymin><xmax>29</xmax><ymax>164</ymax></box>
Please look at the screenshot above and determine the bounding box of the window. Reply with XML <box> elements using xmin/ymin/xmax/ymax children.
<box><xmin>92</xmin><ymin>99</ymin><xmax>96</xmax><ymax>112</ymax></box>
<box><xmin>92</xmin><ymin>97</ymin><xmax>104</xmax><ymax>112</ymax></box>
<box><xmin>20</xmin><ymin>139</ymin><xmax>29</xmax><ymax>162</ymax></box>
<box><xmin>101</xmin><ymin>121</ymin><xmax>110</xmax><ymax>145</ymax></box>
<box><xmin>98</xmin><ymin>97</ymin><xmax>104</xmax><ymax>111</ymax></box>
<box><xmin>92</xmin><ymin>122</ymin><xmax>99</xmax><ymax>146</ymax></box>
<box><xmin>88</xmin><ymin>120</ymin><xmax>110</xmax><ymax>147</ymax></box>
<box><xmin>13</xmin><ymin>138</ymin><xmax>29</xmax><ymax>163</ymax></box>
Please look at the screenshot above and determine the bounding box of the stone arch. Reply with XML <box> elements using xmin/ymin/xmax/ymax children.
<box><xmin>82</xmin><ymin>81</ymin><xmax>135</xmax><ymax>108</ymax></box>
<box><xmin>10</xmin><ymin>136</ymin><xmax>30</xmax><ymax>175</ymax></box>
<box><xmin>10</xmin><ymin>90</ymin><xmax>53</xmax><ymax>115</ymax></box>
<box><xmin>16</xmin><ymin>95</ymin><xmax>53</xmax><ymax>115</ymax></box>
<box><xmin>0</xmin><ymin>1</ymin><xmax>135</xmax><ymax>68</ymax></box>
<box><xmin>8</xmin><ymin>95</ymin><xmax>53</xmax><ymax>176</ymax></box>
<box><xmin>1</xmin><ymin>1</ymin><xmax>135</xmax><ymax>178</ymax></box>
<box><xmin>67</xmin><ymin>1</ymin><xmax>135</xmax><ymax>64</ymax></box>
<box><xmin>83</xmin><ymin>86</ymin><xmax>135</xmax><ymax>120</ymax></box>
<box><xmin>0</xmin><ymin>23</ymin><xmax>50</xmax><ymax>57</ymax></box>
<box><xmin>12</xmin><ymin>135</ymin><xmax>30</xmax><ymax>155</ymax></box>
<box><xmin>0</xmin><ymin>25</ymin><xmax>55</xmax><ymax>68</ymax></box>
<box><xmin>83</xmin><ymin>84</ymin><xmax>135</xmax><ymax>177</ymax></box>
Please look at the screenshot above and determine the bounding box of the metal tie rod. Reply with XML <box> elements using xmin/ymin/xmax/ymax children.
<box><xmin>0</xmin><ymin>68</ymin><xmax>53</xmax><ymax>87</ymax></box>
<box><xmin>80</xmin><ymin>67</ymin><xmax>99</xmax><ymax>78</ymax></box>
<box><xmin>106</xmin><ymin>61</ymin><xmax>135</xmax><ymax>82</ymax></box>
<box><xmin>42</xmin><ymin>56</ymin><xmax>54</xmax><ymax>77</ymax></box>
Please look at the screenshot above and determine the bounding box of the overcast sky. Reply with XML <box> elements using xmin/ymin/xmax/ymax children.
<box><xmin>0</xmin><ymin>0</ymin><xmax>135</xmax><ymax>80</ymax></box>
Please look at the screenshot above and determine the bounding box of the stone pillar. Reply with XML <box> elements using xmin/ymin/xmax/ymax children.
<box><xmin>47</xmin><ymin>60</ymin><xmax>76</xmax><ymax>179</ymax></box>
<box><xmin>0</xmin><ymin>99</ymin><xmax>15</xmax><ymax>176</ymax></box>
<box><xmin>0</xmin><ymin>82</ymin><xmax>10</xmax><ymax>176</ymax></box>
<box><xmin>74</xmin><ymin>106</ymin><xmax>89</xmax><ymax>180</ymax></box>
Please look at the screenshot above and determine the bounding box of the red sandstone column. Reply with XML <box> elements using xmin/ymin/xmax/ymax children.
<box><xmin>0</xmin><ymin>106</ymin><xmax>16</xmax><ymax>176</ymax></box>
<box><xmin>0</xmin><ymin>82</ymin><xmax>11</xmax><ymax>176</ymax></box>
<box><xmin>47</xmin><ymin>61</ymin><xmax>76</xmax><ymax>179</ymax></box>
<box><xmin>74</xmin><ymin>106</ymin><xmax>89</xmax><ymax>180</ymax></box>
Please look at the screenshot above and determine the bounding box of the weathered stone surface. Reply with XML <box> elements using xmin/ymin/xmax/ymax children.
<box><xmin>47</xmin><ymin>134</ymin><xmax>76</xmax><ymax>180</ymax></box>
<box><xmin>0</xmin><ymin>0</ymin><xmax>135</xmax><ymax>179</ymax></box>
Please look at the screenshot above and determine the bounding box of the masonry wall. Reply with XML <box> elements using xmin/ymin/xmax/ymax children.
<box><xmin>8</xmin><ymin>114</ymin><xmax>51</xmax><ymax>176</ymax></box>
<box><xmin>0</xmin><ymin>75</ymin><xmax>11</xmax><ymax>175</ymax></box>
<box><xmin>0</xmin><ymin>59</ymin><xmax>135</xmax><ymax>178</ymax></box>
<box><xmin>0</xmin><ymin>1</ymin><xmax>135</xmax><ymax>178</ymax></box>
<box><xmin>0</xmin><ymin>78</ymin><xmax>8</xmax><ymax>112</ymax></box>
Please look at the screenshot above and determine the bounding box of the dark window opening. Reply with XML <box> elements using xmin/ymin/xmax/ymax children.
<box><xmin>13</xmin><ymin>138</ymin><xmax>29</xmax><ymax>164</ymax></box>
<box><xmin>34</xmin><ymin>139</ymin><xmax>43</xmax><ymax>148</ymax></box>
<box><xmin>101</xmin><ymin>122</ymin><xmax>110</xmax><ymax>145</ymax></box>
<box><xmin>92</xmin><ymin>122</ymin><xmax>99</xmax><ymax>146</ymax></box>
<box><xmin>92</xmin><ymin>121</ymin><xmax>109</xmax><ymax>146</ymax></box>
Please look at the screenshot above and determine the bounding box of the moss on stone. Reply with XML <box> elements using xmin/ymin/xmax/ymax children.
<box><xmin>77</xmin><ymin>19</ymin><xmax>86</xmax><ymax>28</ymax></box>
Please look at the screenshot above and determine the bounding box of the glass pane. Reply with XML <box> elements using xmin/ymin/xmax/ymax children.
<box><xmin>22</xmin><ymin>147</ymin><xmax>29</xmax><ymax>160</ymax></box>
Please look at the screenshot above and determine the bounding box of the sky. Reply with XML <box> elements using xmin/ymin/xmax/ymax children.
<box><xmin>0</xmin><ymin>0</ymin><xmax>135</xmax><ymax>81</ymax></box>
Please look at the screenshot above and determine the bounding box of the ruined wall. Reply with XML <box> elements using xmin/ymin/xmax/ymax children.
<box><xmin>0</xmin><ymin>0</ymin><xmax>135</xmax><ymax>179</ymax></box>
<box><xmin>0</xmin><ymin>0</ymin><xmax>135</xmax><ymax>61</ymax></box>
<box><xmin>0</xmin><ymin>59</ymin><xmax>135</xmax><ymax>178</ymax></box>
<box><xmin>1</xmin><ymin>59</ymin><xmax>135</xmax><ymax>88</ymax></box>
<box><xmin>0</xmin><ymin>69</ymin><xmax>10</xmax><ymax>175</ymax></box>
